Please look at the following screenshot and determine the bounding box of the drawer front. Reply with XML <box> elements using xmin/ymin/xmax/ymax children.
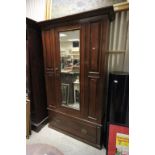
<box><xmin>49</xmin><ymin>111</ymin><xmax>97</xmax><ymax>144</ymax></box>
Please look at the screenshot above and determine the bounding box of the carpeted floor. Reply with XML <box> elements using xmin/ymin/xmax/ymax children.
<box><xmin>26</xmin><ymin>124</ymin><xmax>106</xmax><ymax>155</ymax></box>
<box><xmin>27</xmin><ymin>143</ymin><xmax>64</xmax><ymax>155</ymax></box>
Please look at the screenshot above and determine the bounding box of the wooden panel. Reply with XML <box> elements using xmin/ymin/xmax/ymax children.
<box><xmin>87</xmin><ymin>73</ymin><xmax>104</xmax><ymax>123</ymax></box>
<box><xmin>48</xmin><ymin>110</ymin><xmax>97</xmax><ymax>144</ymax></box>
<box><xmin>45</xmin><ymin>72</ymin><xmax>56</xmax><ymax>108</ymax></box>
<box><xmin>85</xmin><ymin>20</ymin><xmax>103</xmax><ymax>123</ymax></box>
<box><xmin>79</xmin><ymin>24</ymin><xmax>86</xmax><ymax>116</ymax></box>
<box><xmin>42</xmin><ymin>30</ymin><xmax>55</xmax><ymax>69</ymax></box>
<box><xmin>42</xmin><ymin>28</ymin><xmax>57</xmax><ymax>108</ymax></box>
<box><xmin>85</xmin><ymin>17</ymin><xmax>110</xmax><ymax>124</ymax></box>
<box><xmin>90</xmin><ymin>22</ymin><xmax>100</xmax><ymax>71</ymax></box>
<box><xmin>39</xmin><ymin>6</ymin><xmax>114</xmax><ymax>29</ymax></box>
<box><xmin>50</xmin><ymin>29</ymin><xmax>56</xmax><ymax>68</ymax></box>
<box><xmin>88</xmin><ymin>78</ymin><xmax>98</xmax><ymax>120</ymax></box>
<box><xmin>53</xmin><ymin>28</ymin><xmax>61</xmax><ymax>107</ymax></box>
<box><xmin>99</xmin><ymin>17</ymin><xmax>110</xmax><ymax>124</ymax></box>
<box><xmin>27</xmin><ymin>18</ymin><xmax>47</xmax><ymax>131</ymax></box>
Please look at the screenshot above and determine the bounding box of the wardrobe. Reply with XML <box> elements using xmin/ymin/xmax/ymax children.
<box><xmin>26</xmin><ymin>18</ymin><xmax>48</xmax><ymax>132</ymax></box>
<box><xmin>28</xmin><ymin>6</ymin><xmax>114</xmax><ymax>148</ymax></box>
<box><xmin>39</xmin><ymin>6</ymin><xmax>114</xmax><ymax>148</ymax></box>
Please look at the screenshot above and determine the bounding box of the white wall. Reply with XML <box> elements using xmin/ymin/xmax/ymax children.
<box><xmin>26</xmin><ymin>0</ymin><xmax>45</xmax><ymax>21</ymax></box>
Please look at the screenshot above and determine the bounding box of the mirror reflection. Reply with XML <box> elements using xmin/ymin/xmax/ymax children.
<box><xmin>59</xmin><ymin>30</ymin><xmax>80</xmax><ymax>110</ymax></box>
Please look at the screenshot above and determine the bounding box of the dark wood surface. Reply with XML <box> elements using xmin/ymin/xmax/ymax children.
<box><xmin>84</xmin><ymin>16</ymin><xmax>110</xmax><ymax>125</ymax></box>
<box><xmin>48</xmin><ymin>109</ymin><xmax>102</xmax><ymax>149</ymax></box>
<box><xmin>28</xmin><ymin>6</ymin><xmax>114</xmax><ymax>148</ymax></box>
<box><xmin>38</xmin><ymin>6</ymin><xmax>114</xmax><ymax>29</ymax></box>
<box><xmin>26</xmin><ymin>18</ymin><xmax>48</xmax><ymax>132</ymax></box>
<box><xmin>49</xmin><ymin>110</ymin><xmax>97</xmax><ymax>143</ymax></box>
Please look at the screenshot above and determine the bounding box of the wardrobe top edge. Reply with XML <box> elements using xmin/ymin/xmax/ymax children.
<box><xmin>26</xmin><ymin>18</ymin><xmax>40</xmax><ymax>30</ymax></box>
<box><xmin>38</xmin><ymin>6</ymin><xmax>114</xmax><ymax>29</ymax></box>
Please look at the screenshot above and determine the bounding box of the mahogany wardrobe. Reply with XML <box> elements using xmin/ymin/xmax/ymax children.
<box><xmin>28</xmin><ymin>6</ymin><xmax>114</xmax><ymax>148</ymax></box>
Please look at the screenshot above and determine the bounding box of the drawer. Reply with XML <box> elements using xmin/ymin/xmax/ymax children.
<box><xmin>49</xmin><ymin>112</ymin><xmax>97</xmax><ymax>144</ymax></box>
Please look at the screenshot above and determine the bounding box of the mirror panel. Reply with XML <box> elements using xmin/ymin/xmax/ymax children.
<box><xmin>59</xmin><ymin>30</ymin><xmax>80</xmax><ymax>110</ymax></box>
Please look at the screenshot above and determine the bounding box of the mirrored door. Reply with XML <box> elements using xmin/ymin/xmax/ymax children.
<box><xmin>59</xmin><ymin>30</ymin><xmax>80</xmax><ymax>110</ymax></box>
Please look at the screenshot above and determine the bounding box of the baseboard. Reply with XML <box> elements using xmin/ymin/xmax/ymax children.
<box><xmin>31</xmin><ymin>117</ymin><xmax>48</xmax><ymax>132</ymax></box>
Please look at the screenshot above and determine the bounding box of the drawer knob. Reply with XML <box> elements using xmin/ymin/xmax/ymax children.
<box><xmin>81</xmin><ymin>128</ymin><xmax>87</xmax><ymax>134</ymax></box>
